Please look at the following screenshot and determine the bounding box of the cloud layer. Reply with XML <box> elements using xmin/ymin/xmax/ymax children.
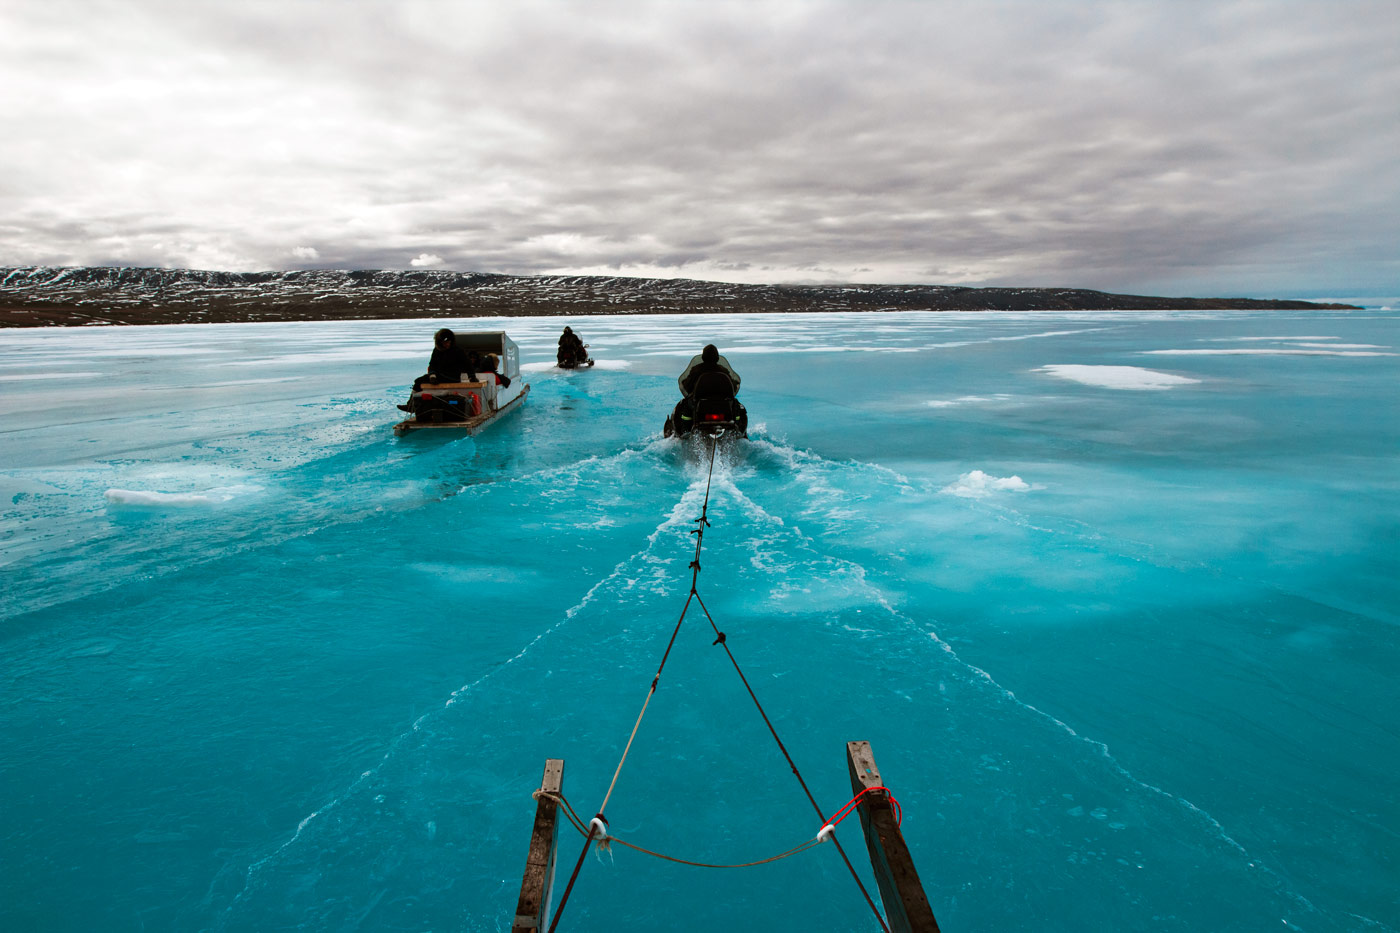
<box><xmin>3</xmin><ymin>0</ymin><xmax>1397</xmax><ymax>296</ymax></box>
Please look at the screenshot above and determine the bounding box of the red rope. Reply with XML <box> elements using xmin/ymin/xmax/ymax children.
<box><xmin>822</xmin><ymin>786</ymin><xmax>902</xmax><ymax>831</ymax></box>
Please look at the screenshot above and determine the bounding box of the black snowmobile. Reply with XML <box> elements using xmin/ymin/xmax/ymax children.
<box><xmin>663</xmin><ymin>370</ymin><xmax>748</xmax><ymax>439</ymax></box>
<box><xmin>557</xmin><ymin>343</ymin><xmax>594</xmax><ymax>369</ymax></box>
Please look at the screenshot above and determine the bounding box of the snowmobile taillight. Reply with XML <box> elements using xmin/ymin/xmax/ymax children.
<box><xmin>703</xmin><ymin>413</ymin><xmax>725</xmax><ymax>421</ymax></box>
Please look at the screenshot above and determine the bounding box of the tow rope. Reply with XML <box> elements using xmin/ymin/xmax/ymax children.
<box><xmin>545</xmin><ymin>434</ymin><xmax>892</xmax><ymax>932</ymax></box>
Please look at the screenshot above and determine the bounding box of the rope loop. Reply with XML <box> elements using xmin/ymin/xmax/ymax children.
<box><xmin>821</xmin><ymin>786</ymin><xmax>903</xmax><ymax>832</ymax></box>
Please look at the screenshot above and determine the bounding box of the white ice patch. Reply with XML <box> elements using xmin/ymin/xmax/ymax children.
<box><xmin>926</xmin><ymin>328</ymin><xmax>1108</xmax><ymax>350</ymax></box>
<box><xmin>0</xmin><ymin>371</ymin><xmax>104</xmax><ymax>382</ymax></box>
<box><xmin>205</xmin><ymin>376</ymin><xmax>307</xmax><ymax>388</ymax></box>
<box><xmin>941</xmin><ymin>470</ymin><xmax>1031</xmax><ymax>498</ymax></box>
<box><xmin>1035</xmin><ymin>364</ymin><xmax>1200</xmax><ymax>390</ymax></box>
<box><xmin>522</xmin><ymin>359</ymin><xmax>633</xmax><ymax>373</ymax></box>
<box><xmin>225</xmin><ymin>348</ymin><xmax>422</xmax><ymax>366</ymax></box>
<box><xmin>1290</xmin><ymin>343</ymin><xmax>1387</xmax><ymax>349</ymax></box>
<box><xmin>720</xmin><ymin>344</ymin><xmax>922</xmax><ymax>353</ymax></box>
<box><xmin>104</xmin><ymin>485</ymin><xmax>262</xmax><ymax>507</ymax></box>
<box><xmin>1157</xmin><ymin>334</ymin><xmax>1393</xmax><ymax>355</ymax></box>
<box><xmin>1143</xmin><ymin>348</ymin><xmax>1394</xmax><ymax>357</ymax></box>
<box><xmin>926</xmin><ymin>394</ymin><xmax>1015</xmax><ymax>408</ymax></box>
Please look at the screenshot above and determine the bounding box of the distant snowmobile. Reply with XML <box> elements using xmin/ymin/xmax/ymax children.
<box><xmin>556</xmin><ymin>327</ymin><xmax>594</xmax><ymax>369</ymax></box>
<box><xmin>556</xmin><ymin>343</ymin><xmax>594</xmax><ymax>369</ymax></box>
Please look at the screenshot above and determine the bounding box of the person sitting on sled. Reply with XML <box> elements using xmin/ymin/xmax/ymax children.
<box><xmin>398</xmin><ymin>328</ymin><xmax>508</xmax><ymax>412</ymax></box>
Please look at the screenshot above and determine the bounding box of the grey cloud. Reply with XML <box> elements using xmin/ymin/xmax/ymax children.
<box><xmin>1</xmin><ymin>0</ymin><xmax>1396</xmax><ymax>296</ymax></box>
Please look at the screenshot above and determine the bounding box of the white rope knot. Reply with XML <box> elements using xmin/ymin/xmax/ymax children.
<box><xmin>816</xmin><ymin>823</ymin><xmax>836</xmax><ymax>844</ymax></box>
<box><xmin>588</xmin><ymin>816</ymin><xmax>609</xmax><ymax>841</ymax></box>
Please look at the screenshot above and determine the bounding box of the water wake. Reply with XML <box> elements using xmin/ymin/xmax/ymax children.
<box><xmin>218</xmin><ymin>433</ymin><xmax>1364</xmax><ymax>931</ymax></box>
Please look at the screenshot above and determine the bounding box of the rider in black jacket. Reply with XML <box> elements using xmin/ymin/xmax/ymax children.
<box><xmin>557</xmin><ymin>327</ymin><xmax>589</xmax><ymax>367</ymax></box>
<box><xmin>424</xmin><ymin>328</ymin><xmax>472</xmax><ymax>382</ymax></box>
<box><xmin>398</xmin><ymin>328</ymin><xmax>509</xmax><ymax>412</ymax></box>
<box><xmin>668</xmin><ymin>344</ymin><xmax>745</xmax><ymax>435</ymax></box>
<box><xmin>678</xmin><ymin>344</ymin><xmax>740</xmax><ymax>397</ymax></box>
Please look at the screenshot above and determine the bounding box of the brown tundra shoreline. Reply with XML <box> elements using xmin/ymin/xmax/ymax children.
<box><xmin>0</xmin><ymin>266</ymin><xmax>1361</xmax><ymax>327</ymax></box>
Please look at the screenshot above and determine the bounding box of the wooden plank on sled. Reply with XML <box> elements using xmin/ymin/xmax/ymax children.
<box><xmin>847</xmin><ymin>740</ymin><xmax>941</xmax><ymax>933</ymax></box>
<box><xmin>512</xmin><ymin>758</ymin><xmax>564</xmax><ymax>933</ymax></box>
<box><xmin>393</xmin><ymin>383</ymin><xmax>529</xmax><ymax>436</ymax></box>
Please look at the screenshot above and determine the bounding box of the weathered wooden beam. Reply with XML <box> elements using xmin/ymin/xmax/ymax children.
<box><xmin>847</xmin><ymin>741</ymin><xmax>940</xmax><ymax>933</ymax></box>
<box><xmin>512</xmin><ymin>758</ymin><xmax>564</xmax><ymax>933</ymax></box>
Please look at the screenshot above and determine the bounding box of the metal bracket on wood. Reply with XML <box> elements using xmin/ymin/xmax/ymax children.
<box><xmin>847</xmin><ymin>740</ymin><xmax>941</xmax><ymax>933</ymax></box>
<box><xmin>512</xmin><ymin>758</ymin><xmax>564</xmax><ymax>933</ymax></box>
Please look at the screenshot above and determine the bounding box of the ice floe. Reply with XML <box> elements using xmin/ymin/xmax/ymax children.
<box><xmin>1034</xmin><ymin>364</ymin><xmax>1200</xmax><ymax>389</ymax></box>
<box><xmin>0</xmin><ymin>371</ymin><xmax>103</xmax><ymax>381</ymax></box>
<box><xmin>1143</xmin><ymin>348</ymin><xmax>1394</xmax><ymax>357</ymax></box>
<box><xmin>521</xmin><ymin>358</ymin><xmax>633</xmax><ymax>373</ymax></box>
<box><xmin>1156</xmin><ymin>335</ymin><xmax>1394</xmax><ymax>356</ymax></box>
<box><xmin>941</xmin><ymin>470</ymin><xmax>1032</xmax><ymax>498</ymax></box>
<box><xmin>926</xmin><ymin>394</ymin><xmax>1016</xmax><ymax>408</ymax></box>
<box><xmin>104</xmin><ymin>485</ymin><xmax>261</xmax><ymax>507</ymax></box>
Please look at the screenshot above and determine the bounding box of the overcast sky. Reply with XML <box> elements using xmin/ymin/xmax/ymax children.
<box><xmin>2</xmin><ymin>0</ymin><xmax>1397</xmax><ymax>297</ymax></box>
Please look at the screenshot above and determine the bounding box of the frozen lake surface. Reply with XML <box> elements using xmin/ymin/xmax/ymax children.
<box><xmin>2</xmin><ymin>310</ymin><xmax>1396</xmax><ymax>932</ymax></box>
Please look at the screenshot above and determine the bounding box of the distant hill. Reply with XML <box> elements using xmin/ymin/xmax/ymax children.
<box><xmin>0</xmin><ymin>266</ymin><xmax>1360</xmax><ymax>327</ymax></box>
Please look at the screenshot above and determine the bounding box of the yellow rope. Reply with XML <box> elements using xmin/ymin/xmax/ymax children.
<box><xmin>534</xmin><ymin>790</ymin><xmax>824</xmax><ymax>869</ymax></box>
<box><xmin>599</xmin><ymin>664</ymin><xmax>664</xmax><ymax>816</ymax></box>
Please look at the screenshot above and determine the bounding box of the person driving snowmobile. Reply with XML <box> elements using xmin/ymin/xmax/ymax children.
<box><xmin>677</xmin><ymin>344</ymin><xmax>740</xmax><ymax>397</ymax></box>
<box><xmin>557</xmin><ymin>327</ymin><xmax>591</xmax><ymax>368</ymax></box>
<box><xmin>667</xmin><ymin>344</ymin><xmax>747</xmax><ymax>437</ymax></box>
